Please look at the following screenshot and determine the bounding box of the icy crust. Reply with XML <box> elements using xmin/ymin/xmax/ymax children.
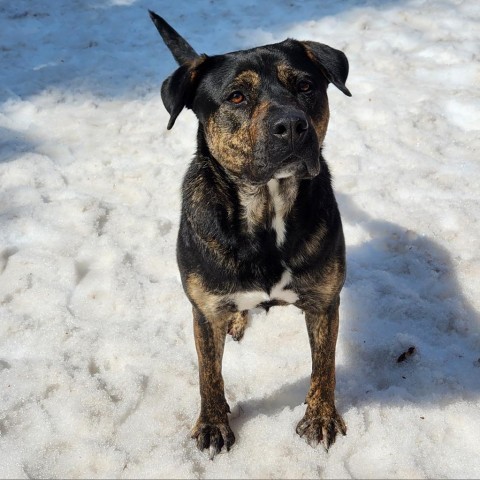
<box><xmin>1</xmin><ymin>0</ymin><xmax>480</xmax><ymax>478</ymax></box>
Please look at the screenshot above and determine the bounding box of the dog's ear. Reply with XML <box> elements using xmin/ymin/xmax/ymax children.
<box><xmin>161</xmin><ymin>56</ymin><xmax>207</xmax><ymax>130</ymax></box>
<box><xmin>301</xmin><ymin>41</ymin><xmax>352</xmax><ymax>97</ymax></box>
<box><xmin>148</xmin><ymin>10</ymin><xmax>199</xmax><ymax>65</ymax></box>
<box><xmin>149</xmin><ymin>11</ymin><xmax>207</xmax><ymax>129</ymax></box>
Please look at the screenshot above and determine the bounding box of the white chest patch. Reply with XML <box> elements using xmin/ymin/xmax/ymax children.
<box><xmin>231</xmin><ymin>270</ymin><xmax>298</xmax><ymax>311</ymax></box>
<box><xmin>267</xmin><ymin>179</ymin><xmax>287</xmax><ymax>246</ymax></box>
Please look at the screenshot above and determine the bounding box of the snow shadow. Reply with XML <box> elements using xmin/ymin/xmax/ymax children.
<box><xmin>0</xmin><ymin>127</ymin><xmax>36</xmax><ymax>164</ymax></box>
<box><xmin>0</xmin><ymin>0</ymin><xmax>403</xmax><ymax>102</ymax></box>
<box><xmin>335</xmin><ymin>194</ymin><xmax>480</xmax><ymax>408</ymax></box>
<box><xmin>231</xmin><ymin>194</ymin><xmax>480</xmax><ymax>430</ymax></box>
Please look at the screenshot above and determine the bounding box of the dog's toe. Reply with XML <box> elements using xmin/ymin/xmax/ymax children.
<box><xmin>192</xmin><ymin>421</ymin><xmax>235</xmax><ymax>458</ymax></box>
<box><xmin>296</xmin><ymin>409</ymin><xmax>346</xmax><ymax>451</ymax></box>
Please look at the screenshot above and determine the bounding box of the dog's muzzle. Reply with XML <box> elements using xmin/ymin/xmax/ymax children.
<box><xmin>245</xmin><ymin>108</ymin><xmax>321</xmax><ymax>184</ymax></box>
<box><xmin>270</xmin><ymin>110</ymin><xmax>309</xmax><ymax>150</ymax></box>
<box><xmin>267</xmin><ymin>108</ymin><xmax>321</xmax><ymax>180</ymax></box>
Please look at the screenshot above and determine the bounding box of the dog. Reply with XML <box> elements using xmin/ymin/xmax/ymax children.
<box><xmin>149</xmin><ymin>10</ymin><xmax>351</xmax><ymax>458</ymax></box>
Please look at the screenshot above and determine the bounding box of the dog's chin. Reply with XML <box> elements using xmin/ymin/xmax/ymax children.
<box><xmin>273</xmin><ymin>164</ymin><xmax>319</xmax><ymax>180</ymax></box>
<box><xmin>241</xmin><ymin>157</ymin><xmax>320</xmax><ymax>185</ymax></box>
<box><xmin>273</xmin><ymin>158</ymin><xmax>321</xmax><ymax>181</ymax></box>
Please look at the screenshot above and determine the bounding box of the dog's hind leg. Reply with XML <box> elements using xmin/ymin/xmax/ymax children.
<box><xmin>296</xmin><ymin>296</ymin><xmax>346</xmax><ymax>450</ymax></box>
<box><xmin>191</xmin><ymin>306</ymin><xmax>235</xmax><ymax>458</ymax></box>
<box><xmin>227</xmin><ymin>311</ymin><xmax>248</xmax><ymax>341</ymax></box>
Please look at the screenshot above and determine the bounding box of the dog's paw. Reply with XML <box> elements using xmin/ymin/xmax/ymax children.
<box><xmin>296</xmin><ymin>409</ymin><xmax>346</xmax><ymax>450</ymax></box>
<box><xmin>227</xmin><ymin>311</ymin><xmax>247</xmax><ymax>341</ymax></box>
<box><xmin>191</xmin><ymin>421</ymin><xmax>235</xmax><ymax>459</ymax></box>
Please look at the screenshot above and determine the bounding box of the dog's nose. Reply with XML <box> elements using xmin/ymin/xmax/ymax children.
<box><xmin>271</xmin><ymin>113</ymin><xmax>308</xmax><ymax>147</ymax></box>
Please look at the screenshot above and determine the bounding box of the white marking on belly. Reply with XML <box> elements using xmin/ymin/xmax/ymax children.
<box><xmin>231</xmin><ymin>269</ymin><xmax>299</xmax><ymax>311</ymax></box>
<box><xmin>270</xmin><ymin>269</ymin><xmax>299</xmax><ymax>303</ymax></box>
<box><xmin>233</xmin><ymin>290</ymin><xmax>270</xmax><ymax>311</ymax></box>
<box><xmin>267</xmin><ymin>179</ymin><xmax>287</xmax><ymax>246</ymax></box>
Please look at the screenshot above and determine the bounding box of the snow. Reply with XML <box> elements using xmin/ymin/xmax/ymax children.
<box><xmin>1</xmin><ymin>0</ymin><xmax>480</xmax><ymax>477</ymax></box>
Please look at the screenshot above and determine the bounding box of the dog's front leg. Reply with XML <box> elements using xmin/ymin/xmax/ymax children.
<box><xmin>297</xmin><ymin>296</ymin><xmax>347</xmax><ymax>450</ymax></box>
<box><xmin>191</xmin><ymin>306</ymin><xmax>235</xmax><ymax>457</ymax></box>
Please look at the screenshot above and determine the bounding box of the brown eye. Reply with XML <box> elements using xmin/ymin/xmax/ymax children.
<box><xmin>297</xmin><ymin>80</ymin><xmax>313</xmax><ymax>92</ymax></box>
<box><xmin>228</xmin><ymin>91</ymin><xmax>245</xmax><ymax>104</ymax></box>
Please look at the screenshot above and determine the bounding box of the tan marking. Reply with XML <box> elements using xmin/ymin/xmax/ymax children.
<box><xmin>302</xmin><ymin>43</ymin><xmax>318</xmax><ymax>65</ymax></box>
<box><xmin>205</xmin><ymin>100</ymin><xmax>270</xmax><ymax>177</ymax></box>
<box><xmin>205</xmin><ymin>237</ymin><xmax>233</xmax><ymax>265</ymax></box>
<box><xmin>194</xmin><ymin>237</ymin><xmax>235</xmax><ymax>271</ymax></box>
<box><xmin>277</xmin><ymin>63</ymin><xmax>295</xmax><ymax>87</ymax></box>
<box><xmin>311</xmin><ymin>261</ymin><xmax>343</xmax><ymax>302</ymax></box>
<box><xmin>304</xmin><ymin>226</ymin><xmax>328</xmax><ymax>258</ymax></box>
<box><xmin>191</xmin><ymin>306</ymin><xmax>232</xmax><ymax>434</ymax></box>
<box><xmin>290</xmin><ymin>223</ymin><xmax>328</xmax><ymax>268</ymax></box>
<box><xmin>297</xmin><ymin>295</ymin><xmax>346</xmax><ymax>449</ymax></box>
<box><xmin>250</xmin><ymin>100</ymin><xmax>270</xmax><ymax>126</ymax></box>
<box><xmin>185</xmin><ymin>173</ymin><xmax>208</xmax><ymax>207</ymax></box>
<box><xmin>294</xmin><ymin>256</ymin><xmax>345</xmax><ymax>311</ymax></box>
<box><xmin>312</xmin><ymin>102</ymin><xmax>330</xmax><ymax>145</ymax></box>
<box><xmin>188</xmin><ymin>54</ymin><xmax>208</xmax><ymax>82</ymax></box>
<box><xmin>186</xmin><ymin>273</ymin><xmax>224</xmax><ymax>318</ymax></box>
<box><xmin>227</xmin><ymin>311</ymin><xmax>248</xmax><ymax>341</ymax></box>
<box><xmin>234</xmin><ymin>70</ymin><xmax>260</xmax><ymax>88</ymax></box>
<box><xmin>280</xmin><ymin>176</ymin><xmax>299</xmax><ymax>210</ymax></box>
<box><xmin>205</xmin><ymin>113</ymin><xmax>252</xmax><ymax>175</ymax></box>
<box><xmin>238</xmin><ymin>183</ymin><xmax>270</xmax><ymax>233</ymax></box>
<box><xmin>245</xmin><ymin>100</ymin><xmax>270</xmax><ymax>170</ymax></box>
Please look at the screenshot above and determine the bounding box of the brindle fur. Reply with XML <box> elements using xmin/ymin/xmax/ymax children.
<box><xmin>149</xmin><ymin>10</ymin><xmax>352</xmax><ymax>458</ymax></box>
<box><xmin>205</xmin><ymin>97</ymin><xmax>269</xmax><ymax>178</ymax></box>
<box><xmin>227</xmin><ymin>311</ymin><xmax>248</xmax><ymax>341</ymax></box>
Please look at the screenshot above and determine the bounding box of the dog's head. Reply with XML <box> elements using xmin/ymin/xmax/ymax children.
<box><xmin>149</xmin><ymin>11</ymin><xmax>351</xmax><ymax>185</ymax></box>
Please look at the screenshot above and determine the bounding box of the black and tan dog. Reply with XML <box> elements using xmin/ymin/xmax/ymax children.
<box><xmin>149</xmin><ymin>11</ymin><xmax>351</xmax><ymax>458</ymax></box>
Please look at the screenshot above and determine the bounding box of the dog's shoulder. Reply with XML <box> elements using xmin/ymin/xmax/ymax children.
<box><xmin>177</xmin><ymin>153</ymin><xmax>241</xmax><ymax>281</ymax></box>
<box><xmin>180</xmin><ymin>153</ymin><xmax>237</xmax><ymax>234</ymax></box>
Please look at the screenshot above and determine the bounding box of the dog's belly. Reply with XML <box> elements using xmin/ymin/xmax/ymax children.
<box><xmin>231</xmin><ymin>270</ymin><xmax>298</xmax><ymax>311</ymax></box>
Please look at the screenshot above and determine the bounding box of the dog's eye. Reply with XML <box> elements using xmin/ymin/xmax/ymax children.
<box><xmin>228</xmin><ymin>91</ymin><xmax>246</xmax><ymax>104</ymax></box>
<box><xmin>297</xmin><ymin>80</ymin><xmax>313</xmax><ymax>93</ymax></box>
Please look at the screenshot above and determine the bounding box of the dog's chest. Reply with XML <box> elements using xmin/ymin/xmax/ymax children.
<box><xmin>231</xmin><ymin>269</ymin><xmax>298</xmax><ymax>311</ymax></box>
<box><xmin>233</xmin><ymin>178</ymin><xmax>299</xmax><ymax>311</ymax></box>
<box><xmin>238</xmin><ymin>178</ymin><xmax>297</xmax><ymax>246</ymax></box>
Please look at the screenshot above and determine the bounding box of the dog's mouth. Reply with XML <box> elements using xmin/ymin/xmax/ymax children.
<box><xmin>244</xmin><ymin>158</ymin><xmax>320</xmax><ymax>185</ymax></box>
<box><xmin>273</xmin><ymin>155</ymin><xmax>321</xmax><ymax>180</ymax></box>
<box><xmin>245</xmin><ymin>153</ymin><xmax>318</xmax><ymax>184</ymax></box>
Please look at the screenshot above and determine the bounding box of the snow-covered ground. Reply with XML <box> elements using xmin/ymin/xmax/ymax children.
<box><xmin>1</xmin><ymin>0</ymin><xmax>480</xmax><ymax>477</ymax></box>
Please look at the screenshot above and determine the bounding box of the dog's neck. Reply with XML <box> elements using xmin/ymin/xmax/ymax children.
<box><xmin>196</xmin><ymin>125</ymin><xmax>300</xmax><ymax>244</ymax></box>
<box><xmin>237</xmin><ymin>178</ymin><xmax>298</xmax><ymax>245</ymax></box>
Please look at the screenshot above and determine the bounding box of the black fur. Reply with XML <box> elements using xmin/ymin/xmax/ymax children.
<box><xmin>148</xmin><ymin>10</ymin><xmax>199</xmax><ymax>65</ymax></box>
<box><xmin>149</xmin><ymin>11</ymin><xmax>351</xmax><ymax>457</ymax></box>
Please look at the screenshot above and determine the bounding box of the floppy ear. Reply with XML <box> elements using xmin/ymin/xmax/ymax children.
<box><xmin>161</xmin><ymin>56</ymin><xmax>207</xmax><ymax>130</ymax></box>
<box><xmin>301</xmin><ymin>41</ymin><xmax>352</xmax><ymax>97</ymax></box>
